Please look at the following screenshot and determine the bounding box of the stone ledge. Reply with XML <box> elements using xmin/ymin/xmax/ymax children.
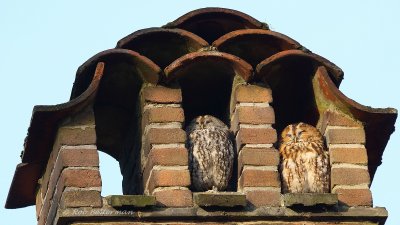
<box><xmin>194</xmin><ymin>192</ymin><xmax>246</xmax><ymax>207</ymax></box>
<box><xmin>283</xmin><ymin>193</ymin><xmax>338</xmax><ymax>207</ymax></box>
<box><xmin>106</xmin><ymin>195</ymin><xmax>156</xmax><ymax>208</ymax></box>
<box><xmin>55</xmin><ymin>206</ymin><xmax>388</xmax><ymax>225</ymax></box>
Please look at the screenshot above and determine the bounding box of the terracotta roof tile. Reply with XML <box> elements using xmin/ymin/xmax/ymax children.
<box><xmin>116</xmin><ymin>28</ymin><xmax>208</xmax><ymax>69</ymax></box>
<box><xmin>213</xmin><ymin>29</ymin><xmax>302</xmax><ymax>68</ymax></box>
<box><xmin>164</xmin><ymin>7</ymin><xmax>267</xmax><ymax>43</ymax></box>
<box><xmin>165</xmin><ymin>51</ymin><xmax>253</xmax><ymax>83</ymax></box>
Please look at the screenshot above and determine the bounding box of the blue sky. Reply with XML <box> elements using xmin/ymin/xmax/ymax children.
<box><xmin>1</xmin><ymin>1</ymin><xmax>399</xmax><ymax>224</ymax></box>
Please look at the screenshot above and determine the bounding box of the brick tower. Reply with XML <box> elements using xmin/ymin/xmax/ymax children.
<box><xmin>6</xmin><ymin>7</ymin><xmax>397</xmax><ymax>225</ymax></box>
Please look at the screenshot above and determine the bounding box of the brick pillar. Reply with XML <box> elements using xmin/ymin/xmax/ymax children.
<box><xmin>141</xmin><ymin>86</ymin><xmax>192</xmax><ymax>207</ymax></box>
<box><xmin>321</xmin><ymin>111</ymin><xmax>372</xmax><ymax>207</ymax></box>
<box><xmin>232</xmin><ymin>84</ymin><xmax>280</xmax><ymax>207</ymax></box>
<box><xmin>36</xmin><ymin>107</ymin><xmax>102</xmax><ymax>225</ymax></box>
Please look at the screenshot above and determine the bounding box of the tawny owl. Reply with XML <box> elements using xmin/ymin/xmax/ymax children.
<box><xmin>186</xmin><ymin>115</ymin><xmax>234</xmax><ymax>192</ymax></box>
<box><xmin>279</xmin><ymin>122</ymin><xmax>330</xmax><ymax>193</ymax></box>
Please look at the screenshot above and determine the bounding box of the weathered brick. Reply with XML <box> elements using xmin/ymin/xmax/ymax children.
<box><xmin>330</xmin><ymin>146</ymin><xmax>368</xmax><ymax>165</ymax></box>
<box><xmin>41</xmin><ymin>146</ymin><xmax>98</xmax><ymax>203</ymax></box>
<box><xmin>144</xmin><ymin>107</ymin><xmax>184</xmax><ymax>123</ymax></box>
<box><xmin>41</xmin><ymin>135</ymin><xmax>97</xmax><ymax>199</ymax></box>
<box><xmin>320</xmin><ymin>111</ymin><xmax>361</xmax><ymax>134</ymax></box>
<box><xmin>146</xmin><ymin>127</ymin><xmax>186</xmax><ymax>144</ymax></box>
<box><xmin>331</xmin><ymin>167</ymin><xmax>370</xmax><ymax>188</ymax></box>
<box><xmin>153</xmin><ymin>188</ymin><xmax>193</xmax><ymax>207</ymax></box>
<box><xmin>333</xmin><ymin>187</ymin><xmax>372</xmax><ymax>207</ymax></box>
<box><xmin>60</xmin><ymin>190</ymin><xmax>102</xmax><ymax>208</ymax></box>
<box><xmin>325</xmin><ymin>127</ymin><xmax>365</xmax><ymax>144</ymax></box>
<box><xmin>244</xmin><ymin>188</ymin><xmax>281</xmax><ymax>207</ymax></box>
<box><xmin>38</xmin><ymin>198</ymin><xmax>49</xmax><ymax>225</ymax></box>
<box><xmin>143</xmin><ymin>86</ymin><xmax>182</xmax><ymax>103</ymax></box>
<box><xmin>148</xmin><ymin>147</ymin><xmax>188</xmax><ymax>167</ymax></box>
<box><xmin>61</xmin><ymin>169</ymin><xmax>102</xmax><ymax>188</ymax></box>
<box><xmin>235</xmin><ymin>106</ymin><xmax>275</xmax><ymax>124</ymax></box>
<box><xmin>57</xmin><ymin>125</ymin><xmax>97</xmax><ymax>146</ymax></box>
<box><xmin>146</xmin><ymin>169</ymin><xmax>191</xmax><ymax>194</ymax></box>
<box><xmin>238</xmin><ymin>147</ymin><xmax>279</xmax><ymax>175</ymax></box>
<box><xmin>143</xmin><ymin>147</ymin><xmax>188</xmax><ymax>184</ymax></box>
<box><xmin>35</xmin><ymin>189</ymin><xmax>43</xmax><ymax>219</ymax></box>
<box><xmin>60</xmin><ymin>146</ymin><xmax>99</xmax><ymax>167</ymax></box>
<box><xmin>234</xmin><ymin>85</ymin><xmax>273</xmax><ymax>103</ymax></box>
<box><xmin>238</xmin><ymin>169</ymin><xmax>280</xmax><ymax>190</ymax></box>
<box><xmin>144</xmin><ymin>128</ymin><xmax>186</xmax><ymax>156</ymax></box>
<box><xmin>236</xmin><ymin>127</ymin><xmax>277</xmax><ymax>147</ymax></box>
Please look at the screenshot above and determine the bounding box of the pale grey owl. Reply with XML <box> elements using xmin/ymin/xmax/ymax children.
<box><xmin>279</xmin><ymin>122</ymin><xmax>330</xmax><ymax>193</ymax></box>
<box><xmin>186</xmin><ymin>115</ymin><xmax>234</xmax><ymax>192</ymax></box>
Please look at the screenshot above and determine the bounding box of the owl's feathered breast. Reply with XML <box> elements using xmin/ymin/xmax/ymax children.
<box><xmin>186</xmin><ymin>116</ymin><xmax>234</xmax><ymax>192</ymax></box>
<box><xmin>279</xmin><ymin>123</ymin><xmax>330</xmax><ymax>193</ymax></box>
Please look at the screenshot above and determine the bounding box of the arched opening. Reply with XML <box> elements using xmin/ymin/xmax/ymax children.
<box><xmin>255</xmin><ymin>50</ymin><xmax>341</xmax><ymax>134</ymax></box>
<box><xmin>98</xmin><ymin>151</ymin><xmax>123</xmax><ymax>195</ymax></box>
<box><xmin>73</xmin><ymin>49</ymin><xmax>161</xmax><ymax>195</ymax></box>
<box><xmin>165</xmin><ymin>51</ymin><xmax>253</xmax><ymax>192</ymax></box>
<box><xmin>165</xmin><ymin>52</ymin><xmax>252</xmax><ymax>127</ymax></box>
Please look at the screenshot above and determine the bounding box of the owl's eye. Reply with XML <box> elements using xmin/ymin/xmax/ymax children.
<box><xmin>298</xmin><ymin>130</ymin><xmax>304</xmax><ymax>136</ymax></box>
<box><xmin>286</xmin><ymin>133</ymin><xmax>292</xmax><ymax>137</ymax></box>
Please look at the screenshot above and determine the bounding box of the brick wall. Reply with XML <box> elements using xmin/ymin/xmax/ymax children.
<box><xmin>36</xmin><ymin>83</ymin><xmax>378</xmax><ymax>225</ymax></box>
<box><xmin>141</xmin><ymin>85</ymin><xmax>193</xmax><ymax>207</ymax></box>
<box><xmin>232</xmin><ymin>84</ymin><xmax>281</xmax><ymax>207</ymax></box>
<box><xmin>36</xmin><ymin>107</ymin><xmax>102</xmax><ymax>225</ymax></box>
<box><xmin>320</xmin><ymin>111</ymin><xmax>372</xmax><ymax>206</ymax></box>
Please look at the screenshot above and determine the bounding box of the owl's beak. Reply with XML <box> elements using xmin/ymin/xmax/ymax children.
<box><xmin>293</xmin><ymin>137</ymin><xmax>297</xmax><ymax>142</ymax></box>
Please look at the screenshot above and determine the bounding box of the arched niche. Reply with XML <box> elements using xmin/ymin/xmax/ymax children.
<box><xmin>74</xmin><ymin>49</ymin><xmax>161</xmax><ymax>194</ymax></box>
<box><xmin>164</xmin><ymin>7</ymin><xmax>265</xmax><ymax>44</ymax></box>
<box><xmin>116</xmin><ymin>28</ymin><xmax>208</xmax><ymax>69</ymax></box>
<box><xmin>213</xmin><ymin>29</ymin><xmax>301</xmax><ymax>68</ymax></box>
<box><xmin>165</xmin><ymin>51</ymin><xmax>252</xmax><ymax>127</ymax></box>
<box><xmin>255</xmin><ymin>50</ymin><xmax>343</xmax><ymax>133</ymax></box>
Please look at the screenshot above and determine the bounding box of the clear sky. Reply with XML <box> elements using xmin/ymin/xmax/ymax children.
<box><xmin>1</xmin><ymin>1</ymin><xmax>399</xmax><ymax>224</ymax></box>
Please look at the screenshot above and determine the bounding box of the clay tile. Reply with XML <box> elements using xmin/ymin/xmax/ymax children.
<box><xmin>213</xmin><ymin>29</ymin><xmax>302</xmax><ymax>68</ymax></box>
<box><xmin>116</xmin><ymin>28</ymin><xmax>208</xmax><ymax>69</ymax></box>
<box><xmin>71</xmin><ymin>49</ymin><xmax>161</xmax><ymax>99</ymax></box>
<box><xmin>165</xmin><ymin>51</ymin><xmax>253</xmax><ymax>83</ymax></box>
<box><xmin>256</xmin><ymin>49</ymin><xmax>343</xmax><ymax>86</ymax></box>
<box><xmin>164</xmin><ymin>7</ymin><xmax>266</xmax><ymax>43</ymax></box>
<box><xmin>5</xmin><ymin>163</ymin><xmax>42</xmax><ymax>209</ymax></box>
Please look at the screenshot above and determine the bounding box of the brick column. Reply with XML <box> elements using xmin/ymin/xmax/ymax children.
<box><xmin>36</xmin><ymin>107</ymin><xmax>102</xmax><ymax>225</ymax></box>
<box><xmin>321</xmin><ymin>111</ymin><xmax>372</xmax><ymax>207</ymax></box>
<box><xmin>232</xmin><ymin>84</ymin><xmax>280</xmax><ymax>207</ymax></box>
<box><xmin>141</xmin><ymin>86</ymin><xmax>192</xmax><ymax>207</ymax></box>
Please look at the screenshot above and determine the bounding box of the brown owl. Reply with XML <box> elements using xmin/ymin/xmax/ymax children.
<box><xmin>279</xmin><ymin>122</ymin><xmax>330</xmax><ymax>193</ymax></box>
<box><xmin>186</xmin><ymin>115</ymin><xmax>234</xmax><ymax>192</ymax></box>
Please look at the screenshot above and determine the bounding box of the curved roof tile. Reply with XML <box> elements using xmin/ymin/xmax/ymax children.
<box><xmin>116</xmin><ymin>28</ymin><xmax>208</xmax><ymax>69</ymax></box>
<box><xmin>315</xmin><ymin>66</ymin><xmax>397</xmax><ymax>179</ymax></box>
<box><xmin>165</xmin><ymin>51</ymin><xmax>253</xmax><ymax>83</ymax></box>
<box><xmin>164</xmin><ymin>7</ymin><xmax>267</xmax><ymax>43</ymax></box>
<box><xmin>214</xmin><ymin>29</ymin><xmax>302</xmax><ymax>68</ymax></box>
<box><xmin>5</xmin><ymin>163</ymin><xmax>42</xmax><ymax>209</ymax></box>
<box><xmin>256</xmin><ymin>49</ymin><xmax>344</xmax><ymax>86</ymax></box>
<box><xmin>71</xmin><ymin>49</ymin><xmax>161</xmax><ymax>99</ymax></box>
